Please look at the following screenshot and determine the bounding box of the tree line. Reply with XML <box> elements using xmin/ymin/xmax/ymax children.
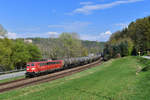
<box><xmin>30</xmin><ymin>33</ymin><xmax>104</xmax><ymax>59</ymax></box>
<box><xmin>103</xmin><ymin>16</ymin><xmax>150</xmax><ymax>60</ymax></box>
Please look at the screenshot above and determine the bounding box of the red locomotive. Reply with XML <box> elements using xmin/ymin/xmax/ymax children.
<box><xmin>26</xmin><ymin>60</ymin><xmax>64</xmax><ymax>77</ymax></box>
<box><xmin>25</xmin><ymin>55</ymin><xmax>101</xmax><ymax>78</ymax></box>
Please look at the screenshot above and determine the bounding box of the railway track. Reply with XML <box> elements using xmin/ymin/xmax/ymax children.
<box><xmin>0</xmin><ymin>59</ymin><xmax>102</xmax><ymax>93</ymax></box>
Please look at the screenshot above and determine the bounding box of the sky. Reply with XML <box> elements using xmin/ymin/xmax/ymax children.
<box><xmin>0</xmin><ymin>0</ymin><xmax>150</xmax><ymax>41</ymax></box>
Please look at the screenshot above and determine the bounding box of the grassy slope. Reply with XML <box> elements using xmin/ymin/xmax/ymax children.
<box><xmin>0</xmin><ymin>56</ymin><xmax>150</xmax><ymax>100</ymax></box>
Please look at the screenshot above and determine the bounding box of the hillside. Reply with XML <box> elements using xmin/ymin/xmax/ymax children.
<box><xmin>1</xmin><ymin>56</ymin><xmax>150</xmax><ymax>100</ymax></box>
<box><xmin>28</xmin><ymin>38</ymin><xmax>105</xmax><ymax>59</ymax></box>
<box><xmin>82</xmin><ymin>40</ymin><xmax>105</xmax><ymax>54</ymax></box>
<box><xmin>30</xmin><ymin>38</ymin><xmax>105</xmax><ymax>52</ymax></box>
<box><xmin>103</xmin><ymin>16</ymin><xmax>150</xmax><ymax>60</ymax></box>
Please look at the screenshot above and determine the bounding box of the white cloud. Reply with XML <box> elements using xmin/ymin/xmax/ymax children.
<box><xmin>144</xmin><ymin>12</ymin><xmax>150</xmax><ymax>16</ymax></box>
<box><xmin>99</xmin><ymin>30</ymin><xmax>112</xmax><ymax>41</ymax></box>
<box><xmin>48</xmin><ymin>21</ymin><xmax>91</xmax><ymax>32</ymax></box>
<box><xmin>104</xmin><ymin>30</ymin><xmax>112</xmax><ymax>35</ymax></box>
<box><xmin>47</xmin><ymin>32</ymin><xmax>59</xmax><ymax>38</ymax></box>
<box><xmin>80</xmin><ymin>2</ymin><xmax>93</xmax><ymax>5</ymax></box>
<box><xmin>48</xmin><ymin>25</ymin><xmax>64</xmax><ymax>28</ymax></box>
<box><xmin>71</xmin><ymin>0</ymin><xmax>144</xmax><ymax>15</ymax></box>
<box><xmin>80</xmin><ymin>34</ymin><xmax>99</xmax><ymax>41</ymax></box>
<box><xmin>80</xmin><ymin>30</ymin><xmax>112</xmax><ymax>41</ymax></box>
<box><xmin>47</xmin><ymin>32</ymin><xmax>58</xmax><ymax>35</ymax></box>
<box><xmin>7</xmin><ymin>32</ymin><xmax>18</xmax><ymax>39</ymax></box>
<box><xmin>7</xmin><ymin>31</ymin><xmax>60</xmax><ymax>39</ymax></box>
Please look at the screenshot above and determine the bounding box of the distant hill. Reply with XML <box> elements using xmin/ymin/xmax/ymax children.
<box><xmin>26</xmin><ymin>38</ymin><xmax>105</xmax><ymax>58</ymax></box>
<box><xmin>82</xmin><ymin>40</ymin><xmax>105</xmax><ymax>53</ymax></box>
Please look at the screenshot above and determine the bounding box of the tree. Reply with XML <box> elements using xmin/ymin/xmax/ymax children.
<box><xmin>26</xmin><ymin>43</ymin><xmax>42</xmax><ymax>61</ymax></box>
<box><xmin>0</xmin><ymin>24</ymin><xmax>7</xmax><ymax>37</ymax></box>
<box><xmin>119</xmin><ymin>42</ymin><xmax>128</xmax><ymax>56</ymax></box>
<box><xmin>10</xmin><ymin>40</ymin><xmax>42</xmax><ymax>69</ymax></box>
<box><xmin>10</xmin><ymin>40</ymin><xmax>31</xmax><ymax>69</ymax></box>
<box><xmin>128</xmin><ymin>16</ymin><xmax>150</xmax><ymax>53</ymax></box>
<box><xmin>0</xmin><ymin>38</ymin><xmax>12</xmax><ymax>70</ymax></box>
<box><xmin>104</xmin><ymin>16</ymin><xmax>150</xmax><ymax>58</ymax></box>
<box><xmin>0</xmin><ymin>38</ymin><xmax>43</xmax><ymax>71</ymax></box>
<box><xmin>59</xmin><ymin>32</ymin><xmax>84</xmax><ymax>58</ymax></box>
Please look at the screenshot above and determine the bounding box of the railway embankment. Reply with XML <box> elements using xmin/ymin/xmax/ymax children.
<box><xmin>0</xmin><ymin>56</ymin><xmax>150</xmax><ymax>100</ymax></box>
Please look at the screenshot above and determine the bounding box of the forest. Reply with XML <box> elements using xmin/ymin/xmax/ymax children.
<box><xmin>103</xmin><ymin>16</ymin><xmax>150</xmax><ymax>60</ymax></box>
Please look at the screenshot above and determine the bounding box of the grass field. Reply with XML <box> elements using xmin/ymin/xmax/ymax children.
<box><xmin>0</xmin><ymin>56</ymin><xmax>150</xmax><ymax>100</ymax></box>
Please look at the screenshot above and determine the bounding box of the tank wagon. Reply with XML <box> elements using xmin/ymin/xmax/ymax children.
<box><xmin>25</xmin><ymin>55</ymin><xmax>101</xmax><ymax>78</ymax></box>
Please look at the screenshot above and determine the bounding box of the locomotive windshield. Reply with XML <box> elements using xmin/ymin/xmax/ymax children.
<box><xmin>26</xmin><ymin>63</ymin><xmax>34</xmax><ymax>67</ymax></box>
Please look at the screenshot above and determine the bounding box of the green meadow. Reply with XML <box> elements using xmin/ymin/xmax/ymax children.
<box><xmin>0</xmin><ymin>56</ymin><xmax>150</xmax><ymax>100</ymax></box>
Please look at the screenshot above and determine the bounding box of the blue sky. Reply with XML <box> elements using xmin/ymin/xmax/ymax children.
<box><xmin>0</xmin><ymin>0</ymin><xmax>149</xmax><ymax>41</ymax></box>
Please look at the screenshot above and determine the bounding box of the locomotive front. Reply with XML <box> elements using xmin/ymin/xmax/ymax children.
<box><xmin>26</xmin><ymin>62</ymin><xmax>38</xmax><ymax>77</ymax></box>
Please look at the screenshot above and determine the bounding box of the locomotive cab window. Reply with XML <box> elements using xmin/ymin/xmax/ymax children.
<box><xmin>31</xmin><ymin>64</ymin><xmax>35</xmax><ymax>66</ymax></box>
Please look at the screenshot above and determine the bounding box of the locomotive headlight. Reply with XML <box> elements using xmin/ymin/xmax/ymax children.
<box><xmin>31</xmin><ymin>68</ymin><xmax>35</xmax><ymax>70</ymax></box>
<box><xmin>27</xmin><ymin>68</ymin><xmax>29</xmax><ymax>70</ymax></box>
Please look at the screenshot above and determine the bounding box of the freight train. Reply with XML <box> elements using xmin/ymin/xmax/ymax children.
<box><xmin>25</xmin><ymin>55</ymin><xmax>101</xmax><ymax>78</ymax></box>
